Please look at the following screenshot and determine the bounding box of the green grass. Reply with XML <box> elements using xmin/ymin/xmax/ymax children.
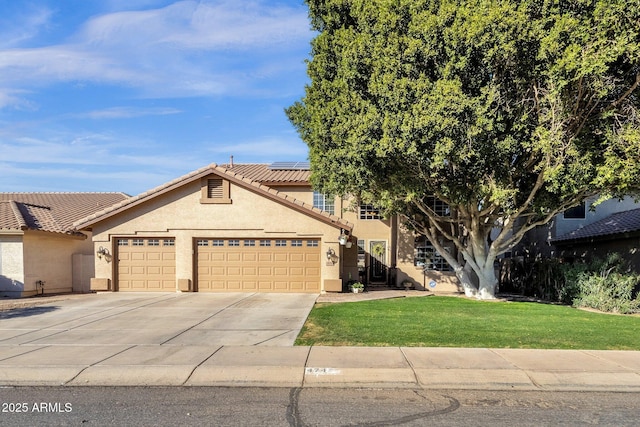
<box><xmin>295</xmin><ymin>296</ymin><xmax>640</xmax><ymax>349</ymax></box>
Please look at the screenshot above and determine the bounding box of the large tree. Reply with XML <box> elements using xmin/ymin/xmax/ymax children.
<box><xmin>287</xmin><ymin>0</ymin><xmax>640</xmax><ymax>299</ymax></box>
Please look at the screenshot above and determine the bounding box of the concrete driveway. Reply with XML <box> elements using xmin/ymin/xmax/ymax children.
<box><xmin>0</xmin><ymin>292</ymin><xmax>318</xmax><ymax>347</ymax></box>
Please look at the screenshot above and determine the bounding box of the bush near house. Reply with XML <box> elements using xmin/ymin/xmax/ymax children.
<box><xmin>500</xmin><ymin>253</ymin><xmax>640</xmax><ymax>314</ymax></box>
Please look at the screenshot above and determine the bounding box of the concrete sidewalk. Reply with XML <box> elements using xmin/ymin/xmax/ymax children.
<box><xmin>1</xmin><ymin>344</ymin><xmax>639</xmax><ymax>391</ymax></box>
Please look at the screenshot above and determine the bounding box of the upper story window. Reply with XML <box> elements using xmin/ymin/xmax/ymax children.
<box><xmin>201</xmin><ymin>176</ymin><xmax>231</xmax><ymax>204</ymax></box>
<box><xmin>426</xmin><ymin>196</ymin><xmax>450</xmax><ymax>216</ymax></box>
<box><xmin>313</xmin><ymin>192</ymin><xmax>335</xmax><ymax>215</ymax></box>
<box><xmin>563</xmin><ymin>202</ymin><xmax>586</xmax><ymax>219</ymax></box>
<box><xmin>359</xmin><ymin>204</ymin><xmax>382</xmax><ymax>220</ymax></box>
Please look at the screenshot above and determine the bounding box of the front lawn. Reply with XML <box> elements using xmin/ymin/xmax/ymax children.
<box><xmin>295</xmin><ymin>296</ymin><xmax>640</xmax><ymax>349</ymax></box>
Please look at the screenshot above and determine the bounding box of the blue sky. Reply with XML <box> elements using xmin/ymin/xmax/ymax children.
<box><xmin>0</xmin><ymin>0</ymin><xmax>313</xmax><ymax>195</ymax></box>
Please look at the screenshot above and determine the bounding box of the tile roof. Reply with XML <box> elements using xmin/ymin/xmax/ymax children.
<box><xmin>554</xmin><ymin>208</ymin><xmax>640</xmax><ymax>243</ymax></box>
<box><xmin>73</xmin><ymin>163</ymin><xmax>352</xmax><ymax>231</ymax></box>
<box><xmin>220</xmin><ymin>163</ymin><xmax>311</xmax><ymax>185</ymax></box>
<box><xmin>0</xmin><ymin>193</ymin><xmax>129</xmax><ymax>235</ymax></box>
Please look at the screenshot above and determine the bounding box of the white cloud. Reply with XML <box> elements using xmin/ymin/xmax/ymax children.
<box><xmin>71</xmin><ymin>106</ymin><xmax>183</xmax><ymax>119</ymax></box>
<box><xmin>0</xmin><ymin>1</ymin><xmax>311</xmax><ymax>99</ymax></box>
<box><xmin>0</xmin><ymin>5</ymin><xmax>53</xmax><ymax>48</ymax></box>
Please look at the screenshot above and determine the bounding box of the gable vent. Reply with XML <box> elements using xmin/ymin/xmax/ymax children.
<box><xmin>207</xmin><ymin>178</ymin><xmax>224</xmax><ymax>198</ymax></box>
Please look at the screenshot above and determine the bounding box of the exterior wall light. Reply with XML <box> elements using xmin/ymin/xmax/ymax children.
<box><xmin>96</xmin><ymin>246</ymin><xmax>112</xmax><ymax>262</ymax></box>
<box><xmin>326</xmin><ymin>247</ymin><xmax>336</xmax><ymax>260</ymax></box>
<box><xmin>338</xmin><ymin>229</ymin><xmax>349</xmax><ymax>246</ymax></box>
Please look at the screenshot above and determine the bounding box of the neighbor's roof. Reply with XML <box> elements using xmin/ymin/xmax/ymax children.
<box><xmin>0</xmin><ymin>193</ymin><xmax>129</xmax><ymax>235</ymax></box>
<box><xmin>73</xmin><ymin>163</ymin><xmax>352</xmax><ymax>231</ymax></box>
<box><xmin>554</xmin><ymin>208</ymin><xmax>640</xmax><ymax>243</ymax></box>
<box><xmin>220</xmin><ymin>163</ymin><xmax>311</xmax><ymax>185</ymax></box>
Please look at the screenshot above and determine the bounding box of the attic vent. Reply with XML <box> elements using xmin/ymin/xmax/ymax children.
<box><xmin>208</xmin><ymin>178</ymin><xmax>224</xmax><ymax>198</ymax></box>
<box><xmin>201</xmin><ymin>176</ymin><xmax>231</xmax><ymax>204</ymax></box>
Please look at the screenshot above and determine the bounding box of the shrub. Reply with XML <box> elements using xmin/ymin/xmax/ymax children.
<box><xmin>568</xmin><ymin>254</ymin><xmax>640</xmax><ymax>314</ymax></box>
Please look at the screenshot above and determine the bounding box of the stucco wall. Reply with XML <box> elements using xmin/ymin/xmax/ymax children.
<box><xmin>22</xmin><ymin>231</ymin><xmax>92</xmax><ymax>297</ymax></box>
<box><xmin>0</xmin><ymin>235</ymin><xmax>25</xmax><ymax>298</ymax></box>
<box><xmin>89</xmin><ymin>176</ymin><xmax>343</xmax><ymax>291</ymax></box>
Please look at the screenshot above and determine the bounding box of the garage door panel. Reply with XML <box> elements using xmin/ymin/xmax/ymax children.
<box><xmin>258</xmin><ymin>253</ymin><xmax>272</xmax><ymax>262</ymax></box>
<box><xmin>196</xmin><ymin>238</ymin><xmax>320</xmax><ymax>293</ymax></box>
<box><xmin>290</xmin><ymin>253</ymin><xmax>304</xmax><ymax>262</ymax></box>
<box><xmin>258</xmin><ymin>267</ymin><xmax>272</xmax><ymax>275</ymax></box>
<box><xmin>131</xmin><ymin>253</ymin><xmax>145</xmax><ymax>261</ymax></box>
<box><xmin>273</xmin><ymin>253</ymin><xmax>288</xmax><ymax>262</ymax></box>
<box><xmin>274</xmin><ymin>267</ymin><xmax>288</xmax><ymax>276</ymax></box>
<box><xmin>227</xmin><ymin>252</ymin><xmax>242</xmax><ymax>261</ymax></box>
<box><xmin>258</xmin><ymin>281</ymin><xmax>273</xmax><ymax>290</ymax></box>
<box><xmin>242</xmin><ymin>253</ymin><xmax>257</xmax><ymax>262</ymax></box>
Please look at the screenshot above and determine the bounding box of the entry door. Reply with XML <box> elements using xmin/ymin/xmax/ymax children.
<box><xmin>369</xmin><ymin>240</ymin><xmax>387</xmax><ymax>282</ymax></box>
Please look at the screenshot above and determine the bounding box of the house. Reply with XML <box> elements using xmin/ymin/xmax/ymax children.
<box><xmin>74</xmin><ymin>162</ymin><xmax>462</xmax><ymax>294</ymax></box>
<box><xmin>515</xmin><ymin>196</ymin><xmax>640</xmax><ymax>271</ymax></box>
<box><xmin>0</xmin><ymin>192</ymin><xmax>129</xmax><ymax>298</ymax></box>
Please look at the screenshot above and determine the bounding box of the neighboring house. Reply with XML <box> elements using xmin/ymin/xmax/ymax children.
<box><xmin>516</xmin><ymin>196</ymin><xmax>640</xmax><ymax>271</ymax></box>
<box><xmin>0</xmin><ymin>192</ymin><xmax>129</xmax><ymax>298</ymax></box>
<box><xmin>73</xmin><ymin>162</ymin><xmax>462</xmax><ymax>294</ymax></box>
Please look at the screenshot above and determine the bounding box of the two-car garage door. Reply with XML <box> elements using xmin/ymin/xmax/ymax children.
<box><xmin>196</xmin><ymin>238</ymin><xmax>320</xmax><ymax>293</ymax></box>
<box><xmin>116</xmin><ymin>237</ymin><xmax>321</xmax><ymax>293</ymax></box>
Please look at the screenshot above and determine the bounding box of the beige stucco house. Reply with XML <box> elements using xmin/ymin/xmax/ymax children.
<box><xmin>0</xmin><ymin>193</ymin><xmax>128</xmax><ymax>298</ymax></box>
<box><xmin>73</xmin><ymin>162</ymin><xmax>461</xmax><ymax>294</ymax></box>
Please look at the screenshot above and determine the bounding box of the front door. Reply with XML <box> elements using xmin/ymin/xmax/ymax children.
<box><xmin>369</xmin><ymin>240</ymin><xmax>387</xmax><ymax>283</ymax></box>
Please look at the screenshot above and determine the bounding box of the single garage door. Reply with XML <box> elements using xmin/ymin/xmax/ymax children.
<box><xmin>116</xmin><ymin>238</ymin><xmax>176</xmax><ymax>291</ymax></box>
<box><xmin>196</xmin><ymin>238</ymin><xmax>320</xmax><ymax>293</ymax></box>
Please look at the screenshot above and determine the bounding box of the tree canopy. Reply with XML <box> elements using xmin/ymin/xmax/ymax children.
<box><xmin>287</xmin><ymin>0</ymin><xmax>640</xmax><ymax>299</ymax></box>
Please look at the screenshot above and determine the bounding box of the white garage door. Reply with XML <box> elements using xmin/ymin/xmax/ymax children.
<box><xmin>116</xmin><ymin>238</ymin><xmax>176</xmax><ymax>291</ymax></box>
<box><xmin>196</xmin><ymin>238</ymin><xmax>320</xmax><ymax>293</ymax></box>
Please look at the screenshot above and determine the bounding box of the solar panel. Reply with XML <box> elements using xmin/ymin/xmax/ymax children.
<box><xmin>268</xmin><ymin>161</ymin><xmax>310</xmax><ymax>170</ymax></box>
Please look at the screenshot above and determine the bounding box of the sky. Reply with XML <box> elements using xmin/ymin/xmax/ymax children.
<box><xmin>0</xmin><ymin>0</ymin><xmax>314</xmax><ymax>195</ymax></box>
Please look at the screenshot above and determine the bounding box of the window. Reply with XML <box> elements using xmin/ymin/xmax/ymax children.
<box><xmin>200</xmin><ymin>176</ymin><xmax>231</xmax><ymax>204</ymax></box>
<box><xmin>414</xmin><ymin>236</ymin><xmax>452</xmax><ymax>271</ymax></box>
<box><xmin>147</xmin><ymin>239</ymin><xmax>160</xmax><ymax>246</ymax></box>
<box><xmin>357</xmin><ymin>239</ymin><xmax>366</xmax><ymax>268</ymax></box>
<box><xmin>425</xmin><ymin>197</ymin><xmax>450</xmax><ymax>216</ymax></box>
<box><xmin>260</xmin><ymin>240</ymin><xmax>271</xmax><ymax>247</ymax></box>
<box><xmin>212</xmin><ymin>240</ymin><xmax>224</xmax><ymax>247</ymax></box>
<box><xmin>197</xmin><ymin>239</ymin><xmax>209</xmax><ymax>247</ymax></box>
<box><xmin>306</xmin><ymin>240</ymin><xmax>319</xmax><ymax>247</ymax></box>
<box><xmin>291</xmin><ymin>240</ymin><xmax>303</xmax><ymax>247</ymax></box>
<box><xmin>163</xmin><ymin>239</ymin><xmax>175</xmax><ymax>247</ymax></box>
<box><xmin>132</xmin><ymin>239</ymin><xmax>144</xmax><ymax>246</ymax></box>
<box><xmin>118</xmin><ymin>240</ymin><xmax>129</xmax><ymax>246</ymax></box>
<box><xmin>313</xmin><ymin>192</ymin><xmax>335</xmax><ymax>215</ymax></box>
<box><xmin>244</xmin><ymin>240</ymin><xmax>256</xmax><ymax>247</ymax></box>
<box><xmin>564</xmin><ymin>202</ymin><xmax>586</xmax><ymax>219</ymax></box>
<box><xmin>228</xmin><ymin>240</ymin><xmax>240</xmax><ymax>247</ymax></box>
<box><xmin>359</xmin><ymin>204</ymin><xmax>382</xmax><ymax>220</ymax></box>
<box><xmin>275</xmin><ymin>239</ymin><xmax>287</xmax><ymax>247</ymax></box>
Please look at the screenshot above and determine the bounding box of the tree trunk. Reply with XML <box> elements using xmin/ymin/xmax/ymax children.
<box><xmin>455</xmin><ymin>262</ymin><xmax>478</xmax><ymax>298</ymax></box>
<box><xmin>476</xmin><ymin>262</ymin><xmax>498</xmax><ymax>300</ymax></box>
